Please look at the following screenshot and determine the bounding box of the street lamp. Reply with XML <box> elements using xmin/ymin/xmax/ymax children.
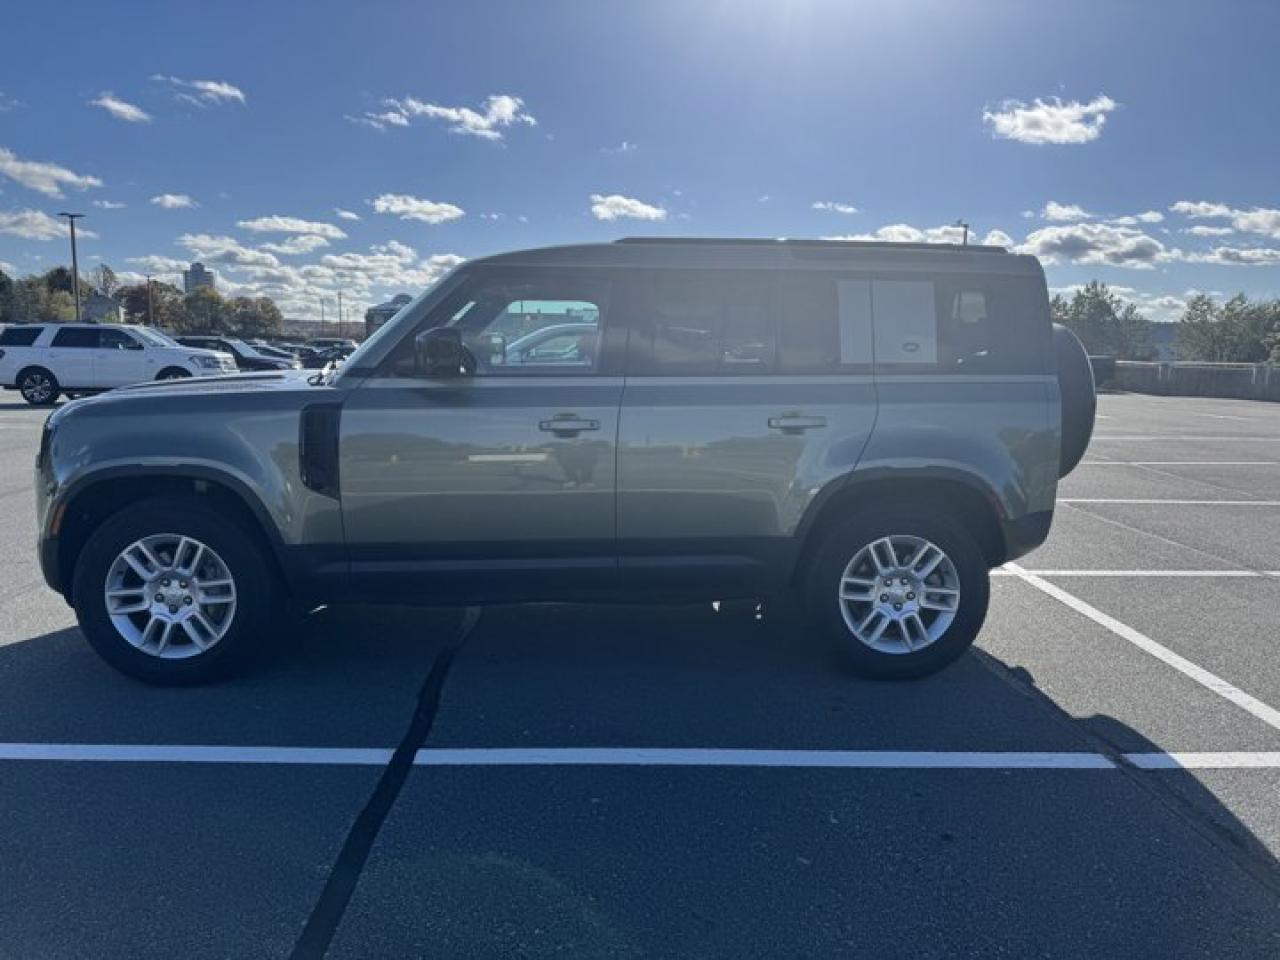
<box><xmin>145</xmin><ymin>274</ymin><xmax>155</xmax><ymax>326</ymax></box>
<box><xmin>58</xmin><ymin>212</ymin><xmax>85</xmax><ymax>321</ymax></box>
<box><xmin>954</xmin><ymin>219</ymin><xmax>970</xmax><ymax>246</ymax></box>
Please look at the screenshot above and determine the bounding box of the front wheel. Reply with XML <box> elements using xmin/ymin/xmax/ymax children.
<box><xmin>156</xmin><ymin>367</ymin><xmax>192</xmax><ymax>381</ymax></box>
<box><xmin>18</xmin><ymin>368</ymin><xmax>60</xmax><ymax>405</ymax></box>
<box><xmin>804</xmin><ymin>509</ymin><xmax>989</xmax><ymax>679</ymax></box>
<box><xmin>72</xmin><ymin>498</ymin><xmax>275</xmax><ymax>684</ymax></box>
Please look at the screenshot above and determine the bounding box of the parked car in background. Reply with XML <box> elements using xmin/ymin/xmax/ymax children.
<box><xmin>175</xmin><ymin>336</ymin><xmax>301</xmax><ymax>371</ymax></box>
<box><xmin>1</xmin><ymin>323</ymin><xmax>235</xmax><ymax>405</ymax></box>
<box><xmin>33</xmin><ymin>238</ymin><xmax>1094</xmax><ymax>683</ymax></box>
<box><xmin>308</xmin><ymin>337</ymin><xmax>359</xmax><ymax>355</ymax></box>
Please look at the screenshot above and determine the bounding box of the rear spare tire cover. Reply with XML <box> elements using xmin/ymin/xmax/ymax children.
<box><xmin>1053</xmin><ymin>323</ymin><xmax>1096</xmax><ymax>477</ymax></box>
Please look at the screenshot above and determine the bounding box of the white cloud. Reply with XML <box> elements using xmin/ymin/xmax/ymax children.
<box><xmin>589</xmin><ymin>193</ymin><xmax>667</xmax><ymax>222</ymax></box>
<box><xmin>1169</xmin><ymin>200</ymin><xmax>1280</xmax><ymax>238</ymax></box>
<box><xmin>124</xmin><ymin>255</ymin><xmax>187</xmax><ymax>280</ymax></box>
<box><xmin>479</xmin><ymin>212</ymin><xmax>503</xmax><ymax>221</ymax></box>
<box><xmin>1051</xmin><ymin>284</ymin><xmax>1189</xmax><ymax>324</ymax></box>
<box><xmin>150</xmin><ymin>193</ymin><xmax>197</xmax><ymax>209</ymax></box>
<box><xmin>1187</xmin><ymin>246</ymin><xmax>1280</xmax><ymax>266</ymax></box>
<box><xmin>824</xmin><ymin>223</ymin><xmax>969</xmax><ymax>244</ymax></box>
<box><xmin>92</xmin><ymin>199</ymin><xmax>127</xmax><ymax>209</ymax></box>
<box><xmin>812</xmin><ymin>201</ymin><xmax>859</xmax><ymax>214</ymax></box>
<box><xmin>0</xmin><ymin>92</ymin><xmax>19</xmax><ymax>112</ymax></box>
<box><xmin>362</xmin><ymin>94</ymin><xmax>536</xmax><ymax>140</ymax></box>
<box><xmin>177</xmin><ymin>233</ymin><xmax>280</xmax><ymax>268</ymax></box>
<box><xmin>983</xmin><ymin>95</ymin><xmax>1117</xmax><ymax>145</ymax></box>
<box><xmin>758</xmin><ymin>194</ymin><xmax>770</xmax><ymax>203</ymax></box>
<box><xmin>1170</xmin><ymin>200</ymin><xmax>1233</xmax><ymax>219</ymax></box>
<box><xmin>237</xmin><ymin>215</ymin><xmax>347</xmax><ymax>238</ymax></box>
<box><xmin>153</xmin><ymin>75</ymin><xmax>245</xmax><ymax>106</ymax></box>
<box><xmin>0</xmin><ymin>147</ymin><xmax>102</xmax><ymax>198</ymax></box>
<box><xmin>370</xmin><ymin>194</ymin><xmax>465</xmax><ymax>224</ymax></box>
<box><xmin>1109</xmin><ymin>210</ymin><xmax>1163</xmax><ymax>225</ymax></box>
<box><xmin>983</xmin><ymin>229</ymin><xmax>1014</xmax><ymax>247</ymax></box>
<box><xmin>1183</xmin><ymin>225</ymin><xmax>1234</xmax><ymax>237</ymax></box>
<box><xmin>1042</xmin><ymin>201</ymin><xmax>1091</xmax><ymax>221</ymax></box>
<box><xmin>334</xmin><ymin>208</ymin><xmax>361</xmax><ymax>221</ymax></box>
<box><xmin>602</xmin><ymin>140</ymin><xmax>637</xmax><ymax>155</ymax></box>
<box><xmin>1017</xmin><ymin>222</ymin><xmax>1173</xmax><ymax>268</ymax></box>
<box><xmin>89</xmin><ymin>92</ymin><xmax>151</xmax><ymax>123</ymax></box>
<box><xmin>259</xmin><ymin>234</ymin><xmax>331</xmax><ymax>255</ymax></box>
<box><xmin>0</xmin><ymin>260</ymin><xmax>15</xmax><ymax>274</ymax></box>
<box><xmin>0</xmin><ymin>208</ymin><xmax>97</xmax><ymax>240</ymax></box>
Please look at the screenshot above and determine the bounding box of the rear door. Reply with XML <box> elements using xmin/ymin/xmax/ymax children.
<box><xmin>339</xmin><ymin>264</ymin><xmax>625</xmax><ymax>602</ymax></box>
<box><xmin>48</xmin><ymin>326</ymin><xmax>97</xmax><ymax>388</ymax></box>
<box><xmin>615</xmin><ymin>268</ymin><xmax>879</xmax><ymax>596</ymax></box>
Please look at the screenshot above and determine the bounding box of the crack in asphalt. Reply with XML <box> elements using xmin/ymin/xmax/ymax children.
<box><xmin>288</xmin><ymin>606</ymin><xmax>483</xmax><ymax>960</ymax></box>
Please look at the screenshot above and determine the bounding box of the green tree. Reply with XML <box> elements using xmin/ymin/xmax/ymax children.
<box><xmin>228</xmin><ymin>296</ymin><xmax>284</xmax><ymax>338</ymax></box>
<box><xmin>1176</xmin><ymin>293</ymin><xmax>1278</xmax><ymax>363</ymax></box>
<box><xmin>179</xmin><ymin>286</ymin><xmax>231</xmax><ymax>334</ymax></box>
<box><xmin>117</xmin><ymin>281</ymin><xmax>184</xmax><ymax>327</ymax></box>
<box><xmin>1057</xmin><ymin>281</ymin><xmax>1153</xmax><ymax>360</ymax></box>
<box><xmin>0</xmin><ymin>268</ymin><xmax>13</xmax><ymax>323</ymax></box>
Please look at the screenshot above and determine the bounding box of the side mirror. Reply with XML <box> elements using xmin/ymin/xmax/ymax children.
<box><xmin>414</xmin><ymin>326</ymin><xmax>469</xmax><ymax>378</ymax></box>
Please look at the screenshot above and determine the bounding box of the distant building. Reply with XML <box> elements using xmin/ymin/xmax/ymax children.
<box><xmin>183</xmin><ymin>262</ymin><xmax>216</xmax><ymax>294</ymax></box>
<box><xmin>81</xmin><ymin>291</ymin><xmax>122</xmax><ymax>324</ymax></box>
<box><xmin>365</xmin><ymin>294</ymin><xmax>413</xmax><ymax>336</ymax></box>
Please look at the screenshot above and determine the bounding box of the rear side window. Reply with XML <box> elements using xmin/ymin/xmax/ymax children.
<box><xmin>51</xmin><ymin>327</ymin><xmax>99</xmax><ymax>348</ymax></box>
<box><xmin>0</xmin><ymin>326</ymin><xmax>43</xmax><ymax>346</ymax></box>
<box><xmin>780</xmin><ymin>271</ymin><xmax>1049</xmax><ymax>374</ymax></box>
<box><xmin>628</xmin><ymin>270</ymin><xmax>775</xmax><ymax>375</ymax></box>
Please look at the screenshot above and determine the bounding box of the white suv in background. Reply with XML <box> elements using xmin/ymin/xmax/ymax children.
<box><xmin>0</xmin><ymin>324</ymin><xmax>236</xmax><ymax>405</ymax></box>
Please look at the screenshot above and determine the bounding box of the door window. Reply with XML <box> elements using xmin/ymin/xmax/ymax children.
<box><xmin>381</xmin><ymin>267</ymin><xmax>611</xmax><ymax>377</ymax></box>
<box><xmin>628</xmin><ymin>270</ymin><xmax>775</xmax><ymax>375</ymax></box>
<box><xmin>50</xmin><ymin>327</ymin><xmax>99</xmax><ymax>348</ymax></box>
<box><xmin>100</xmin><ymin>328</ymin><xmax>142</xmax><ymax>350</ymax></box>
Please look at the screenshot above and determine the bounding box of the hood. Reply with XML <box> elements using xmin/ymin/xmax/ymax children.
<box><xmin>183</xmin><ymin>347</ymin><xmax>235</xmax><ymax>361</ymax></box>
<box><xmin>48</xmin><ymin>370</ymin><xmax>326</xmax><ymax>423</ymax></box>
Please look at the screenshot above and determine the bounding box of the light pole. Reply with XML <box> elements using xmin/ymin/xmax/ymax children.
<box><xmin>145</xmin><ymin>274</ymin><xmax>155</xmax><ymax>326</ymax></box>
<box><xmin>954</xmin><ymin>219</ymin><xmax>970</xmax><ymax>246</ymax></box>
<box><xmin>337</xmin><ymin>290</ymin><xmax>344</xmax><ymax>339</ymax></box>
<box><xmin>58</xmin><ymin>212</ymin><xmax>85</xmax><ymax>321</ymax></box>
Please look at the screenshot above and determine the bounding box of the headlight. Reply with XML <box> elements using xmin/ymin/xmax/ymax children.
<box><xmin>190</xmin><ymin>355</ymin><xmax>221</xmax><ymax>369</ymax></box>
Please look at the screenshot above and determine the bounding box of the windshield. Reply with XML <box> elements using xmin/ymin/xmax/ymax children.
<box><xmin>130</xmin><ymin>327</ymin><xmax>179</xmax><ymax>347</ymax></box>
<box><xmin>337</xmin><ymin>266</ymin><xmax>464</xmax><ymax>374</ymax></box>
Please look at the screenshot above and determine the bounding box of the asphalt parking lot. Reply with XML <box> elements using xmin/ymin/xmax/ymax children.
<box><xmin>2</xmin><ymin>392</ymin><xmax>1280</xmax><ymax>959</ymax></box>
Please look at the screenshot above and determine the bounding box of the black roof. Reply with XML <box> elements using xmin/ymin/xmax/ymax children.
<box><xmin>471</xmin><ymin>237</ymin><xmax>1040</xmax><ymax>277</ymax></box>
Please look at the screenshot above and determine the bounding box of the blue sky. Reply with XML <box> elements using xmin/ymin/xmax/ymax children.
<box><xmin>1</xmin><ymin>0</ymin><xmax>1277</xmax><ymax>323</ymax></box>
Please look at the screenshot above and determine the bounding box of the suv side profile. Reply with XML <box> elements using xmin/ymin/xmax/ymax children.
<box><xmin>1</xmin><ymin>324</ymin><xmax>235</xmax><ymax>404</ymax></box>
<box><xmin>34</xmin><ymin>239</ymin><xmax>1094</xmax><ymax>684</ymax></box>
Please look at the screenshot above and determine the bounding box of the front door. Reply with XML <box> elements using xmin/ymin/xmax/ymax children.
<box><xmin>339</xmin><ymin>264</ymin><xmax>624</xmax><ymax>603</ymax></box>
<box><xmin>47</xmin><ymin>326</ymin><xmax>97</xmax><ymax>388</ymax></box>
<box><xmin>95</xmin><ymin>327</ymin><xmax>153</xmax><ymax>386</ymax></box>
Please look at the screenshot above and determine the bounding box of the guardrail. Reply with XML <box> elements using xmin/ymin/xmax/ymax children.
<box><xmin>1104</xmin><ymin>361</ymin><xmax>1280</xmax><ymax>402</ymax></box>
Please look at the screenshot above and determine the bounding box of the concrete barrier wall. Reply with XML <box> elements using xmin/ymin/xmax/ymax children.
<box><xmin>1113</xmin><ymin>361</ymin><xmax>1280</xmax><ymax>402</ymax></box>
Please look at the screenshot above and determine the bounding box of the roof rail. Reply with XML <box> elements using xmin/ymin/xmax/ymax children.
<box><xmin>615</xmin><ymin>236</ymin><xmax>1007</xmax><ymax>253</ymax></box>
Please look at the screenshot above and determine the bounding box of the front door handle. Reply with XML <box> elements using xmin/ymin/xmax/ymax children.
<box><xmin>768</xmin><ymin>414</ymin><xmax>827</xmax><ymax>435</ymax></box>
<box><xmin>539</xmin><ymin>415</ymin><xmax>600</xmax><ymax>437</ymax></box>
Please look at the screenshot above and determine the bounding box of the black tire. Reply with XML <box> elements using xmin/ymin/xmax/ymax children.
<box><xmin>1053</xmin><ymin>323</ymin><xmax>1096</xmax><ymax>478</ymax></box>
<box><xmin>71</xmin><ymin>497</ymin><xmax>275</xmax><ymax>684</ymax></box>
<box><xmin>17</xmin><ymin>366</ymin><xmax>60</xmax><ymax>406</ymax></box>
<box><xmin>804</xmin><ymin>508</ymin><xmax>989</xmax><ymax>680</ymax></box>
<box><xmin>156</xmin><ymin>367</ymin><xmax>192</xmax><ymax>381</ymax></box>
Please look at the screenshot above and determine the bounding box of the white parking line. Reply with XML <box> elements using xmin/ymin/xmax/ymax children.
<box><xmin>1092</xmin><ymin>436</ymin><xmax>1280</xmax><ymax>442</ymax></box>
<box><xmin>1059</xmin><ymin>498</ymin><xmax>1280</xmax><ymax>506</ymax></box>
<box><xmin>994</xmin><ymin>569</ymin><xmax>1280</xmax><ymax>578</ymax></box>
<box><xmin>1197</xmin><ymin>414</ymin><xmax>1257</xmax><ymax>421</ymax></box>
<box><xmin>1081</xmin><ymin>461</ymin><xmax>1279</xmax><ymax>466</ymax></box>
<box><xmin>1126</xmin><ymin>752</ymin><xmax>1280</xmax><ymax>770</ymax></box>
<box><xmin>1005</xmin><ymin>563</ymin><xmax>1280</xmax><ymax>734</ymax></box>
<box><xmin>6</xmin><ymin>743</ymin><xmax>1280</xmax><ymax>770</ymax></box>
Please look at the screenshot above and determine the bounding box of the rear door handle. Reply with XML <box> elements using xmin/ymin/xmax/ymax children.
<box><xmin>539</xmin><ymin>415</ymin><xmax>600</xmax><ymax>437</ymax></box>
<box><xmin>768</xmin><ymin>415</ymin><xmax>827</xmax><ymax>434</ymax></box>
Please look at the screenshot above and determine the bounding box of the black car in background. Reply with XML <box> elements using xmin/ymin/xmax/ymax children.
<box><xmin>175</xmin><ymin>337</ymin><xmax>301</xmax><ymax>371</ymax></box>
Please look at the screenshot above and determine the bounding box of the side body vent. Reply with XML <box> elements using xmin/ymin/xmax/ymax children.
<box><xmin>299</xmin><ymin>403</ymin><xmax>342</xmax><ymax>498</ymax></box>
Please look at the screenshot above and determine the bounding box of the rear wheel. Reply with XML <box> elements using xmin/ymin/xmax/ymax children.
<box><xmin>156</xmin><ymin>367</ymin><xmax>191</xmax><ymax>381</ymax></box>
<box><xmin>72</xmin><ymin>498</ymin><xmax>275</xmax><ymax>684</ymax></box>
<box><xmin>18</xmin><ymin>367</ymin><xmax>59</xmax><ymax>406</ymax></box>
<box><xmin>804</xmin><ymin>509</ymin><xmax>989</xmax><ymax>679</ymax></box>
